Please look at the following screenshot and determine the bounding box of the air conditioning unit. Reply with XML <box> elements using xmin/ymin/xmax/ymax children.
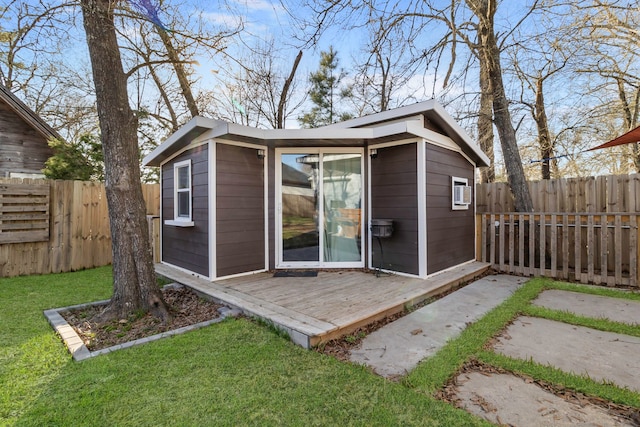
<box><xmin>453</xmin><ymin>185</ymin><xmax>472</xmax><ymax>206</ymax></box>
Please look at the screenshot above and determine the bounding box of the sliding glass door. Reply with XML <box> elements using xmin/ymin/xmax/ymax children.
<box><xmin>278</xmin><ymin>149</ymin><xmax>363</xmax><ymax>268</ymax></box>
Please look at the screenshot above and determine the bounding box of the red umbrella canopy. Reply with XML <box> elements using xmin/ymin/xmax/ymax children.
<box><xmin>589</xmin><ymin>126</ymin><xmax>640</xmax><ymax>151</ymax></box>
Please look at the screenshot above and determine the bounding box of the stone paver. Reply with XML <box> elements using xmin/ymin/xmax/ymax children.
<box><xmin>349</xmin><ymin>275</ymin><xmax>527</xmax><ymax>378</ymax></box>
<box><xmin>454</xmin><ymin>371</ymin><xmax>634</xmax><ymax>426</ymax></box>
<box><xmin>533</xmin><ymin>289</ymin><xmax>640</xmax><ymax>325</ymax></box>
<box><xmin>493</xmin><ymin>316</ymin><xmax>640</xmax><ymax>392</ymax></box>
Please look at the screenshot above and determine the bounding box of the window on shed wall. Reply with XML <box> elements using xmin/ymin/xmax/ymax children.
<box><xmin>175</xmin><ymin>160</ymin><xmax>192</xmax><ymax>221</ymax></box>
<box><xmin>451</xmin><ymin>176</ymin><xmax>471</xmax><ymax>210</ymax></box>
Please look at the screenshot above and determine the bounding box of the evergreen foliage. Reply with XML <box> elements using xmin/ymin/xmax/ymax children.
<box><xmin>43</xmin><ymin>134</ymin><xmax>104</xmax><ymax>181</ymax></box>
<box><xmin>299</xmin><ymin>46</ymin><xmax>353</xmax><ymax>128</ymax></box>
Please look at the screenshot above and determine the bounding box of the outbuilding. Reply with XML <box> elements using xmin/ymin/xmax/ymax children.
<box><xmin>143</xmin><ymin>100</ymin><xmax>490</xmax><ymax>280</ymax></box>
<box><xmin>0</xmin><ymin>83</ymin><xmax>58</xmax><ymax>178</ymax></box>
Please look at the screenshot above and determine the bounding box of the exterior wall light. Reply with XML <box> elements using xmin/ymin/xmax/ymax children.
<box><xmin>370</xmin><ymin>148</ymin><xmax>378</xmax><ymax>159</ymax></box>
<box><xmin>257</xmin><ymin>149</ymin><xmax>266</xmax><ymax>159</ymax></box>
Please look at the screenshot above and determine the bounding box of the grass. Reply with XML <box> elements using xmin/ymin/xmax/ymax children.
<box><xmin>3</xmin><ymin>269</ymin><xmax>640</xmax><ymax>426</ymax></box>
<box><xmin>1</xmin><ymin>267</ymin><xmax>485</xmax><ymax>427</ymax></box>
<box><xmin>406</xmin><ymin>277</ymin><xmax>640</xmax><ymax>408</ymax></box>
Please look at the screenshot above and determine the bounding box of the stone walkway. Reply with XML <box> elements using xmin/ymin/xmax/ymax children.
<box><xmin>349</xmin><ymin>277</ymin><xmax>640</xmax><ymax>425</ymax></box>
<box><xmin>349</xmin><ymin>275</ymin><xmax>527</xmax><ymax>378</ymax></box>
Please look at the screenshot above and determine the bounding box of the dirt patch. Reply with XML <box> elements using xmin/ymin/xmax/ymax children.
<box><xmin>438</xmin><ymin>360</ymin><xmax>640</xmax><ymax>426</ymax></box>
<box><xmin>62</xmin><ymin>285</ymin><xmax>224</xmax><ymax>351</ymax></box>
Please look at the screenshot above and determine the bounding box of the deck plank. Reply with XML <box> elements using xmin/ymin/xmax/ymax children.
<box><xmin>155</xmin><ymin>262</ymin><xmax>491</xmax><ymax>348</ymax></box>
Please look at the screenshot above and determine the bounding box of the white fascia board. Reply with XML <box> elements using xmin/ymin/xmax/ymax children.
<box><xmin>323</xmin><ymin>100</ymin><xmax>438</xmax><ymax>129</ymax></box>
<box><xmin>268</xmin><ymin>127</ymin><xmax>373</xmax><ymax>140</ymax></box>
<box><xmin>225</xmin><ymin>123</ymin><xmax>377</xmax><ymax>141</ymax></box>
<box><xmin>142</xmin><ymin>116</ymin><xmax>224</xmax><ymax>166</ymax></box>
<box><xmin>429</xmin><ymin>103</ymin><xmax>491</xmax><ymax>166</ymax></box>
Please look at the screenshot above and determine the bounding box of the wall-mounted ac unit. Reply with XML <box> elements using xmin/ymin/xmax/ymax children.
<box><xmin>453</xmin><ymin>185</ymin><xmax>472</xmax><ymax>206</ymax></box>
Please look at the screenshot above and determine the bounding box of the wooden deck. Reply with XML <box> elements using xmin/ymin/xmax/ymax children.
<box><xmin>155</xmin><ymin>262</ymin><xmax>491</xmax><ymax>348</ymax></box>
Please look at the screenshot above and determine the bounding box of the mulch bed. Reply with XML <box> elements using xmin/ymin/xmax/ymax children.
<box><xmin>62</xmin><ymin>286</ymin><xmax>224</xmax><ymax>351</ymax></box>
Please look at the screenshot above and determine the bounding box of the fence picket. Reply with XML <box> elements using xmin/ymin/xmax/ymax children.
<box><xmin>518</xmin><ymin>213</ymin><xmax>525</xmax><ymax>275</ymax></box>
<box><xmin>562</xmin><ymin>214</ymin><xmax>569</xmax><ymax>280</ymax></box>
<box><xmin>508</xmin><ymin>214</ymin><xmax>515</xmax><ymax>273</ymax></box>
<box><xmin>539</xmin><ymin>214</ymin><xmax>546</xmax><ymax>277</ymax></box>
<box><xmin>499</xmin><ymin>214</ymin><xmax>505</xmax><ymax>271</ymax></box>
<box><xmin>615</xmin><ymin>215</ymin><xmax>622</xmax><ymax>286</ymax></box>
<box><xmin>600</xmin><ymin>214</ymin><xmax>608</xmax><ymax>286</ymax></box>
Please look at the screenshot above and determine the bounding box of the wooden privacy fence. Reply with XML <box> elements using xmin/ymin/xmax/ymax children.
<box><xmin>477</xmin><ymin>174</ymin><xmax>640</xmax><ymax>213</ymax></box>
<box><xmin>0</xmin><ymin>178</ymin><xmax>159</xmax><ymax>277</ymax></box>
<box><xmin>477</xmin><ymin>213</ymin><xmax>639</xmax><ymax>287</ymax></box>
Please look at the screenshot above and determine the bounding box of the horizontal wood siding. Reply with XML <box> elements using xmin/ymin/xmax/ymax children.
<box><xmin>161</xmin><ymin>146</ymin><xmax>209</xmax><ymax>276</ymax></box>
<box><xmin>0</xmin><ymin>101</ymin><xmax>53</xmax><ymax>176</ymax></box>
<box><xmin>370</xmin><ymin>143</ymin><xmax>419</xmax><ymax>275</ymax></box>
<box><xmin>216</xmin><ymin>143</ymin><xmax>265</xmax><ymax>277</ymax></box>
<box><xmin>426</xmin><ymin>144</ymin><xmax>475</xmax><ymax>274</ymax></box>
<box><xmin>0</xmin><ymin>183</ymin><xmax>49</xmax><ymax>243</ymax></box>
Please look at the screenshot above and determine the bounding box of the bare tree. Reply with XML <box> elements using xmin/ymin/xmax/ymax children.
<box><xmin>349</xmin><ymin>17</ymin><xmax>420</xmax><ymax>115</ymax></box>
<box><xmin>80</xmin><ymin>0</ymin><xmax>169</xmax><ymax>322</ymax></box>
<box><xmin>509</xmin><ymin>32</ymin><xmax>572</xmax><ymax>180</ymax></box>
<box><xmin>218</xmin><ymin>40</ymin><xmax>304</xmax><ymax>129</ymax></box>
<box><xmin>287</xmin><ymin>0</ymin><xmax>535</xmax><ymax>210</ymax></box>
<box><xmin>573</xmin><ymin>0</ymin><xmax>640</xmax><ymax>172</ymax></box>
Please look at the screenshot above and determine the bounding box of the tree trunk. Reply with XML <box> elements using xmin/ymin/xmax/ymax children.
<box><xmin>534</xmin><ymin>78</ymin><xmax>554</xmax><ymax>180</ymax></box>
<box><xmin>277</xmin><ymin>50</ymin><xmax>302</xmax><ymax>129</ymax></box>
<box><xmin>157</xmin><ymin>28</ymin><xmax>200</xmax><ymax>119</ymax></box>
<box><xmin>470</xmin><ymin>0</ymin><xmax>533</xmax><ymax>212</ymax></box>
<box><xmin>478</xmin><ymin>57</ymin><xmax>495</xmax><ymax>183</ymax></box>
<box><xmin>80</xmin><ymin>0</ymin><xmax>170</xmax><ymax>322</ymax></box>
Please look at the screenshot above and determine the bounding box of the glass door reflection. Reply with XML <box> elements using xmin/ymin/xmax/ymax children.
<box><xmin>281</xmin><ymin>153</ymin><xmax>319</xmax><ymax>262</ymax></box>
<box><xmin>278</xmin><ymin>150</ymin><xmax>363</xmax><ymax>267</ymax></box>
<box><xmin>322</xmin><ymin>153</ymin><xmax>362</xmax><ymax>263</ymax></box>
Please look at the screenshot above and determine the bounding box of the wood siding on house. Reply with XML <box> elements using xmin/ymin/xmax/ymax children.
<box><xmin>426</xmin><ymin>144</ymin><xmax>475</xmax><ymax>274</ymax></box>
<box><xmin>370</xmin><ymin>143</ymin><xmax>419</xmax><ymax>275</ymax></box>
<box><xmin>162</xmin><ymin>146</ymin><xmax>209</xmax><ymax>276</ymax></box>
<box><xmin>0</xmin><ymin>101</ymin><xmax>53</xmax><ymax>176</ymax></box>
<box><xmin>216</xmin><ymin>143</ymin><xmax>265</xmax><ymax>277</ymax></box>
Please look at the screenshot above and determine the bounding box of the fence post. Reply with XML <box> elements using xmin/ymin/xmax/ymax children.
<box><xmin>636</xmin><ymin>216</ymin><xmax>640</xmax><ymax>287</ymax></box>
<box><xmin>476</xmin><ymin>214</ymin><xmax>482</xmax><ymax>261</ymax></box>
<box><xmin>147</xmin><ymin>215</ymin><xmax>161</xmax><ymax>263</ymax></box>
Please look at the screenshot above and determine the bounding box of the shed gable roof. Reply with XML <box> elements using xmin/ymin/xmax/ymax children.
<box><xmin>143</xmin><ymin>100</ymin><xmax>489</xmax><ymax>167</ymax></box>
<box><xmin>0</xmin><ymin>84</ymin><xmax>61</xmax><ymax>142</ymax></box>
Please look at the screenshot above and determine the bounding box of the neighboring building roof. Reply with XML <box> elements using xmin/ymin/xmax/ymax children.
<box><xmin>0</xmin><ymin>83</ymin><xmax>62</xmax><ymax>142</ymax></box>
<box><xmin>282</xmin><ymin>163</ymin><xmax>311</xmax><ymax>188</ymax></box>
<box><xmin>143</xmin><ymin>100</ymin><xmax>490</xmax><ymax>167</ymax></box>
<box><xmin>588</xmin><ymin>125</ymin><xmax>640</xmax><ymax>151</ymax></box>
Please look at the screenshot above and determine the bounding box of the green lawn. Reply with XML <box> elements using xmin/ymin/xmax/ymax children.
<box><xmin>1</xmin><ymin>267</ymin><xmax>485</xmax><ymax>427</ymax></box>
<box><xmin>2</xmin><ymin>269</ymin><xmax>639</xmax><ymax>426</ymax></box>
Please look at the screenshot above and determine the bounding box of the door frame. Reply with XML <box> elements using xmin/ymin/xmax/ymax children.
<box><xmin>275</xmin><ymin>147</ymin><xmax>365</xmax><ymax>269</ymax></box>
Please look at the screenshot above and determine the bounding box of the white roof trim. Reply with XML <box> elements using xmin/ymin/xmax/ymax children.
<box><xmin>324</xmin><ymin>100</ymin><xmax>439</xmax><ymax>129</ymax></box>
<box><xmin>143</xmin><ymin>100</ymin><xmax>490</xmax><ymax>167</ymax></box>
<box><xmin>143</xmin><ymin>116</ymin><xmax>224</xmax><ymax>166</ymax></box>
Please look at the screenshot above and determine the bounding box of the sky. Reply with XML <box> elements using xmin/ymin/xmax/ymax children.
<box><xmin>7</xmin><ymin>0</ymin><xmax>637</xmax><ymax>177</ymax></box>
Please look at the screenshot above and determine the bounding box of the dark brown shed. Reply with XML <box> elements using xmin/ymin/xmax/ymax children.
<box><xmin>144</xmin><ymin>101</ymin><xmax>489</xmax><ymax>280</ymax></box>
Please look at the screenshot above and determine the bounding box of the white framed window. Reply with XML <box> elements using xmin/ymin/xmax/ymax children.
<box><xmin>452</xmin><ymin>176</ymin><xmax>471</xmax><ymax>210</ymax></box>
<box><xmin>165</xmin><ymin>159</ymin><xmax>194</xmax><ymax>226</ymax></box>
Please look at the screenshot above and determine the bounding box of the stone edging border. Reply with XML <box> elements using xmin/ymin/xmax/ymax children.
<box><xmin>44</xmin><ymin>295</ymin><xmax>241</xmax><ymax>362</ymax></box>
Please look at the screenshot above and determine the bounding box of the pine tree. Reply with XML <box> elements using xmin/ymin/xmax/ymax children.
<box><xmin>299</xmin><ymin>46</ymin><xmax>353</xmax><ymax>128</ymax></box>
